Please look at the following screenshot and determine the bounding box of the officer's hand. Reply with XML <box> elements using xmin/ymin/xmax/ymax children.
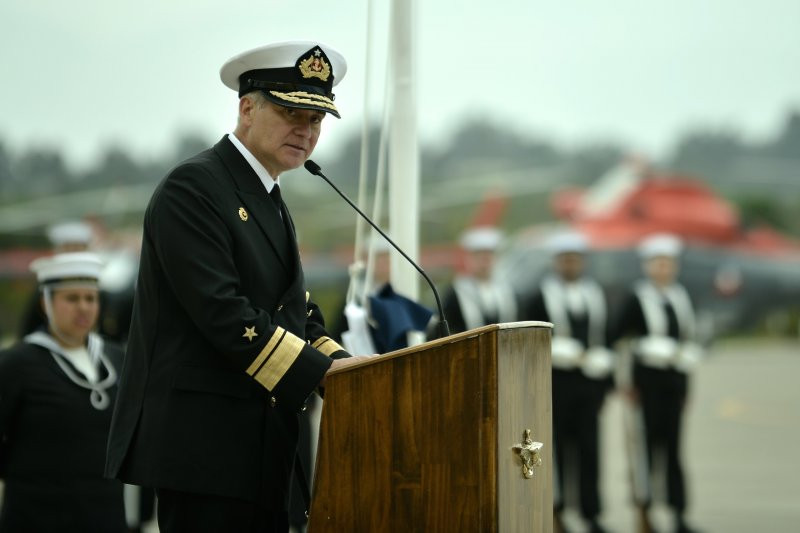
<box><xmin>320</xmin><ymin>355</ymin><xmax>373</xmax><ymax>387</ymax></box>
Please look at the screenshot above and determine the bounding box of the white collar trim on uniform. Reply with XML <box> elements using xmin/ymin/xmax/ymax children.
<box><xmin>24</xmin><ymin>331</ymin><xmax>117</xmax><ymax>410</ymax></box>
<box><xmin>634</xmin><ymin>280</ymin><xmax>696</xmax><ymax>340</ymax></box>
<box><xmin>452</xmin><ymin>276</ymin><xmax>517</xmax><ymax>331</ymax></box>
<box><xmin>228</xmin><ymin>133</ymin><xmax>280</xmax><ymax>194</ymax></box>
<box><xmin>541</xmin><ymin>275</ymin><xmax>607</xmax><ymax>347</ymax></box>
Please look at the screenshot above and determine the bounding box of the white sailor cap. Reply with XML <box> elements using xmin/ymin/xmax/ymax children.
<box><xmin>638</xmin><ymin>233</ymin><xmax>683</xmax><ymax>259</ymax></box>
<box><xmin>546</xmin><ymin>231</ymin><xmax>589</xmax><ymax>256</ymax></box>
<box><xmin>46</xmin><ymin>220</ymin><xmax>93</xmax><ymax>247</ymax></box>
<box><xmin>30</xmin><ymin>252</ymin><xmax>104</xmax><ymax>287</ymax></box>
<box><xmin>460</xmin><ymin>226</ymin><xmax>503</xmax><ymax>252</ymax></box>
<box><xmin>220</xmin><ymin>41</ymin><xmax>347</xmax><ymax>118</ymax></box>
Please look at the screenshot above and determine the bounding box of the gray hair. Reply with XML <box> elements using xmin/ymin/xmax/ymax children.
<box><xmin>236</xmin><ymin>90</ymin><xmax>269</xmax><ymax>126</ymax></box>
<box><xmin>243</xmin><ymin>90</ymin><xmax>269</xmax><ymax>107</ymax></box>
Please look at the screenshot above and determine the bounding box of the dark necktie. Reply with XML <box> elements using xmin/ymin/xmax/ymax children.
<box><xmin>270</xmin><ymin>184</ymin><xmax>294</xmax><ymax>247</ymax></box>
<box><xmin>269</xmin><ymin>184</ymin><xmax>283</xmax><ymax>210</ymax></box>
<box><xmin>270</xmin><ymin>184</ymin><xmax>288</xmax><ymax>225</ymax></box>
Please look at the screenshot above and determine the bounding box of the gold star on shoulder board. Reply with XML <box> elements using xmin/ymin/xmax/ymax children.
<box><xmin>243</xmin><ymin>326</ymin><xmax>258</xmax><ymax>342</ymax></box>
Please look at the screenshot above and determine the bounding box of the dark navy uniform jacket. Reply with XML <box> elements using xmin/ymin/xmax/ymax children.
<box><xmin>105</xmin><ymin>136</ymin><xmax>348</xmax><ymax>509</ymax></box>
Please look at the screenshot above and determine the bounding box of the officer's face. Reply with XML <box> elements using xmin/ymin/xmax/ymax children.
<box><xmin>239</xmin><ymin>97</ymin><xmax>325</xmax><ymax>176</ymax></box>
<box><xmin>46</xmin><ymin>287</ymin><xmax>99</xmax><ymax>347</ymax></box>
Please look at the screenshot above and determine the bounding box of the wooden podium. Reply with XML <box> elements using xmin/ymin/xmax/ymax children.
<box><xmin>308</xmin><ymin>322</ymin><xmax>553</xmax><ymax>532</ymax></box>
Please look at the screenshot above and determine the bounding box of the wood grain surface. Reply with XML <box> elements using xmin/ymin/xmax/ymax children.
<box><xmin>309</xmin><ymin>324</ymin><xmax>553</xmax><ymax>533</ymax></box>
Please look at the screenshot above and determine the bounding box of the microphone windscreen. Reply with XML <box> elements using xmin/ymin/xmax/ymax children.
<box><xmin>304</xmin><ymin>160</ymin><xmax>322</xmax><ymax>175</ymax></box>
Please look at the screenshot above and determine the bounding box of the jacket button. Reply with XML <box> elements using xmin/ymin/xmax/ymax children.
<box><xmin>277</xmin><ymin>305</ymin><xmax>283</xmax><ymax>312</ymax></box>
<box><xmin>300</xmin><ymin>403</ymin><xmax>308</xmax><ymax>412</ymax></box>
<box><xmin>270</xmin><ymin>396</ymin><xmax>277</xmax><ymax>408</ymax></box>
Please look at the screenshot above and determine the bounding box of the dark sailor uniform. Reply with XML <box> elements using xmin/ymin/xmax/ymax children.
<box><xmin>524</xmin><ymin>275</ymin><xmax>614</xmax><ymax>528</ymax></box>
<box><xmin>611</xmin><ymin>280</ymin><xmax>703</xmax><ymax>521</ymax></box>
<box><xmin>440</xmin><ymin>276</ymin><xmax>518</xmax><ymax>334</ymax></box>
<box><xmin>0</xmin><ymin>333</ymin><xmax>126</xmax><ymax>533</ymax></box>
<box><xmin>104</xmin><ymin>135</ymin><xmax>349</xmax><ymax>517</ymax></box>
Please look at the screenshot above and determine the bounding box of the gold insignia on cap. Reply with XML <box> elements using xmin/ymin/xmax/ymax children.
<box><xmin>243</xmin><ymin>326</ymin><xmax>258</xmax><ymax>342</ymax></box>
<box><xmin>298</xmin><ymin>48</ymin><xmax>331</xmax><ymax>81</ymax></box>
<box><xmin>239</xmin><ymin>207</ymin><xmax>249</xmax><ymax>221</ymax></box>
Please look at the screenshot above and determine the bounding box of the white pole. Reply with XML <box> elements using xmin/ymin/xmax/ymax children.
<box><xmin>388</xmin><ymin>0</ymin><xmax>420</xmax><ymax>301</ymax></box>
<box><xmin>353</xmin><ymin>0</ymin><xmax>375</xmax><ymax>272</ymax></box>
<box><xmin>346</xmin><ymin>0</ymin><xmax>376</xmax><ymax>307</ymax></box>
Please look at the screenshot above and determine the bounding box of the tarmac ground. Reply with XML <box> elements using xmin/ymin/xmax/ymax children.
<box><xmin>577</xmin><ymin>338</ymin><xmax>800</xmax><ymax>533</ymax></box>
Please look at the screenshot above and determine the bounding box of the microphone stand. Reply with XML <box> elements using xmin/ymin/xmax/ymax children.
<box><xmin>304</xmin><ymin>160</ymin><xmax>450</xmax><ymax>338</ymax></box>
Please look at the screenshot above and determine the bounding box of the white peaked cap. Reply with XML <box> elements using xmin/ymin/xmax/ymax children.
<box><xmin>220</xmin><ymin>41</ymin><xmax>347</xmax><ymax>90</ymax></box>
<box><xmin>460</xmin><ymin>226</ymin><xmax>503</xmax><ymax>251</ymax></box>
<box><xmin>546</xmin><ymin>230</ymin><xmax>589</xmax><ymax>255</ymax></box>
<box><xmin>46</xmin><ymin>220</ymin><xmax>93</xmax><ymax>247</ymax></box>
<box><xmin>638</xmin><ymin>233</ymin><xmax>683</xmax><ymax>259</ymax></box>
<box><xmin>220</xmin><ymin>41</ymin><xmax>347</xmax><ymax>117</ymax></box>
<box><xmin>30</xmin><ymin>252</ymin><xmax>104</xmax><ymax>285</ymax></box>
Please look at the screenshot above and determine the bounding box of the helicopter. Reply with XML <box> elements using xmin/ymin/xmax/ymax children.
<box><xmin>495</xmin><ymin>157</ymin><xmax>800</xmax><ymax>340</ymax></box>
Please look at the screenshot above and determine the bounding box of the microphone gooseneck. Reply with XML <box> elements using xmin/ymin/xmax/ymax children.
<box><xmin>304</xmin><ymin>159</ymin><xmax>450</xmax><ymax>338</ymax></box>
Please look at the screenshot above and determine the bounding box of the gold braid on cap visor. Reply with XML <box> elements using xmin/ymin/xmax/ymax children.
<box><xmin>269</xmin><ymin>90</ymin><xmax>338</xmax><ymax>112</ymax></box>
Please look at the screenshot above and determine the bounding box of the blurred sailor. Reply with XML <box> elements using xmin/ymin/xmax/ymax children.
<box><xmin>434</xmin><ymin>226</ymin><xmax>517</xmax><ymax>335</ymax></box>
<box><xmin>611</xmin><ymin>233</ymin><xmax>703</xmax><ymax>533</ymax></box>
<box><xmin>105</xmin><ymin>41</ymin><xmax>358</xmax><ymax>533</ymax></box>
<box><xmin>0</xmin><ymin>252</ymin><xmax>126</xmax><ymax>532</ymax></box>
<box><xmin>17</xmin><ymin>220</ymin><xmax>94</xmax><ymax>339</ymax></box>
<box><xmin>522</xmin><ymin>231</ymin><xmax>614</xmax><ymax>533</ymax></box>
<box><xmin>46</xmin><ymin>220</ymin><xmax>95</xmax><ymax>253</ymax></box>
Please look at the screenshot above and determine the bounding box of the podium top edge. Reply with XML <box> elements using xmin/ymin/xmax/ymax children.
<box><xmin>497</xmin><ymin>320</ymin><xmax>553</xmax><ymax>330</ymax></box>
<box><xmin>327</xmin><ymin>321</ymin><xmax>553</xmax><ymax>376</ymax></box>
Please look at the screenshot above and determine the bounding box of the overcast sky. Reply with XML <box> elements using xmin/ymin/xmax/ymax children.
<box><xmin>1</xmin><ymin>0</ymin><xmax>799</xmax><ymax>171</ymax></box>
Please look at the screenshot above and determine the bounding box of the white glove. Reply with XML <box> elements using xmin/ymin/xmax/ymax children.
<box><xmin>582</xmin><ymin>347</ymin><xmax>615</xmax><ymax>379</ymax></box>
<box><xmin>675</xmin><ymin>342</ymin><xmax>704</xmax><ymax>373</ymax></box>
<box><xmin>636</xmin><ymin>336</ymin><xmax>679</xmax><ymax>369</ymax></box>
<box><xmin>551</xmin><ymin>336</ymin><xmax>584</xmax><ymax>370</ymax></box>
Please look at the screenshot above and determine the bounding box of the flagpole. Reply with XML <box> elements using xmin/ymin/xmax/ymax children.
<box><xmin>388</xmin><ymin>0</ymin><xmax>420</xmax><ymax>301</ymax></box>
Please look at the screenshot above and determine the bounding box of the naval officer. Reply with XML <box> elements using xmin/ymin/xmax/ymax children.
<box><xmin>105</xmin><ymin>41</ymin><xmax>360</xmax><ymax>533</ymax></box>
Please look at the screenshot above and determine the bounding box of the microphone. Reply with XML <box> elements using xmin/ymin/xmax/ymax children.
<box><xmin>304</xmin><ymin>159</ymin><xmax>450</xmax><ymax>338</ymax></box>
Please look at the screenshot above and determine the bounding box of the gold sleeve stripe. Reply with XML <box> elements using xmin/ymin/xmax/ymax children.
<box><xmin>246</xmin><ymin>327</ymin><xmax>286</xmax><ymax>376</ymax></box>
<box><xmin>312</xmin><ymin>336</ymin><xmax>345</xmax><ymax>357</ymax></box>
<box><xmin>254</xmin><ymin>332</ymin><xmax>306</xmax><ymax>390</ymax></box>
